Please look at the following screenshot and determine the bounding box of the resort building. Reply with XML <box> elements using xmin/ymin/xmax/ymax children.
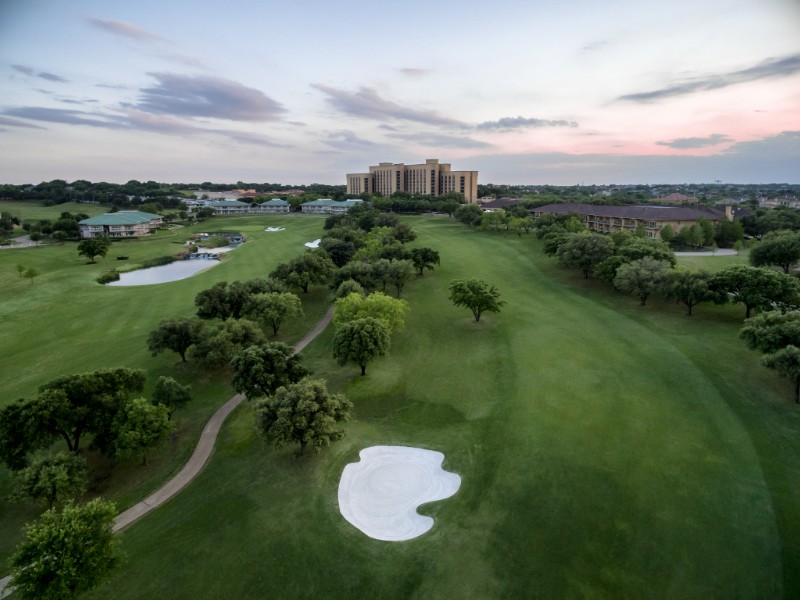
<box><xmin>347</xmin><ymin>159</ymin><xmax>478</xmax><ymax>203</ymax></box>
<box><xmin>300</xmin><ymin>199</ymin><xmax>364</xmax><ymax>214</ymax></box>
<box><xmin>78</xmin><ymin>211</ymin><xmax>162</xmax><ymax>238</ymax></box>
<box><xmin>204</xmin><ymin>199</ymin><xmax>290</xmax><ymax>215</ymax></box>
<box><xmin>531</xmin><ymin>204</ymin><xmax>733</xmax><ymax>239</ymax></box>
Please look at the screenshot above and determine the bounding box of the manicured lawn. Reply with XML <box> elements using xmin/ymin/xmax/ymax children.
<box><xmin>0</xmin><ymin>214</ymin><xmax>330</xmax><ymax>563</ymax></box>
<box><xmin>0</xmin><ymin>200</ymin><xmax>109</xmax><ymax>223</ymax></box>
<box><xmin>56</xmin><ymin>218</ymin><xmax>798</xmax><ymax>598</ymax></box>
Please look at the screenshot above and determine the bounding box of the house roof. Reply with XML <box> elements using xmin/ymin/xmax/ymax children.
<box><xmin>208</xmin><ymin>200</ymin><xmax>250</xmax><ymax>207</ymax></box>
<box><xmin>79</xmin><ymin>211</ymin><xmax>161</xmax><ymax>226</ymax></box>
<box><xmin>532</xmin><ymin>203</ymin><xmax>726</xmax><ymax>221</ymax></box>
<box><xmin>261</xmin><ymin>199</ymin><xmax>289</xmax><ymax>206</ymax></box>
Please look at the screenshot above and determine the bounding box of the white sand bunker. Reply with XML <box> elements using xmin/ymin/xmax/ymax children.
<box><xmin>305</xmin><ymin>238</ymin><xmax>321</xmax><ymax>248</ymax></box>
<box><xmin>265</xmin><ymin>227</ymin><xmax>285</xmax><ymax>232</ymax></box>
<box><xmin>338</xmin><ymin>446</ymin><xmax>461</xmax><ymax>541</ymax></box>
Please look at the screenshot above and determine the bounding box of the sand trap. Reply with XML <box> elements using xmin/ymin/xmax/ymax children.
<box><xmin>305</xmin><ymin>238</ymin><xmax>321</xmax><ymax>248</ymax></box>
<box><xmin>338</xmin><ymin>446</ymin><xmax>461</xmax><ymax>541</ymax></box>
<box><xmin>265</xmin><ymin>227</ymin><xmax>285</xmax><ymax>232</ymax></box>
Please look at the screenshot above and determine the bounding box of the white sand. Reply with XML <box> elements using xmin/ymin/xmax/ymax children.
<box><xmin>338</xmin><ymin>446</ymin><xmax>461</xmax><ymax>541</ymax></box>
<box><xmin>265</xmin><ymin>227</ymin><xmax>285</xmax><ymax>232</ymax></box>
<box><xmin>305</xmin><ymin>239</ymin><xmax>321</xmax><ymax>248</ymax></box>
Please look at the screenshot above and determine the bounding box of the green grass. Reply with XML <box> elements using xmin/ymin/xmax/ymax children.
<box><xmin>70</xmin><ymin>218</ymin><xmax>800</xmax><ymax>599</ymax></box>
<box><xmin>0</xmin><ymin>214</ymin><xmax>330</xmax><ymax>562</ymax></box>
<box><xmin>677</xmin><ymin>249</ymin><xmax>750</xmax><ymax>272</ymax></box>
<box><xmin>0</xmin><ymin>200</ymin><xmax>109</xmax><ymax>223</ymax></box>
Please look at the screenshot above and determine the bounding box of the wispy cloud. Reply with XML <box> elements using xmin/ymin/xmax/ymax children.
<box><xmin>313</xmin><ymin>84</ymin><xmax>466</xmax><ymax>128</ymax></box>
<box><xmin>3</xmin><ymin>107</ymin><xmax>126</xmax><ymax>129</ymax></box>
<box><xmin>0</xmin><ymin>116</ymin><xmax>46</xmax><ymax>129</ymax></box>
<box><xmin>87</xmin><ymin>18</ymin><xmax>165</xmax><ymax>42</ymax></box>
<box><xmin>132</xmin><ymin>73</ymin><xmax>287</xmax><ymax>121</ymax></box>
<box><xmin>323</xmin><ymin>130</ymin><xmax>378</xmax><ymax>150</ymax></box>
<box><xmin>38</xmin><ymin>71</ymin><xmax>70</xmax><ymax>83</ymax></box>
<box><xmin>477</xmin><ymin>116</ymin><xmax>578</xmax><ymax>131</ymax></box>
<box><xmin>11</xmin><ymin>65</ymin><xmax>35</xmax><ymax>76</ymax></box>
<box><xmin>4</xmin><ymin>104</ymin><xmax>287</xmax><ymax>147</ymax></box>
<box><xmin>656</xmin><ymin>134</ymin><xmax>733</xmax><ymax>149</ymax></box>
<box><xmin>620</xmin><ymin>53</ymin><xmax>800</xmax><ymax>102</ymax></box>
<box><xmin>385</xmin><ymin>131</ymin><xmax>492</xmax><ymax>149</ymax></box>
<box><xmin>12</xmin><ymin>65</ymin><xmax>69</xmax><ymax>83</ymax></box>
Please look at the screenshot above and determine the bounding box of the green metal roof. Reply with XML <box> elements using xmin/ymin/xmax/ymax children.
<box><xmin>208</xmin><ymin>200</ymin><xmax>250</xmax><ymax>207</ymax></box>
<box><xmin>79</xmin><ymin>211</ymin><xmax>161</xmax><ymax>226</ymax></box>
<box><xmin>262</xmin><ymin>199</ymin><xmax>289</xmax><ymax>206</ymax></box>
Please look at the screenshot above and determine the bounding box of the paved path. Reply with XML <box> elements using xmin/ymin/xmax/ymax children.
<box><xmin>0</xmin><ymin>305</ymin><xmax>335</xmax><ymax>598</ymax></box>
<box><xmin>674</xmin><ymin>249</ymin><xmax>738</xmax><ymax>257</ymax></box>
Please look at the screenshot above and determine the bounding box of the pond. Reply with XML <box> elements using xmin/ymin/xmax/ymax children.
<box><xmin>107</xmin><ymin>258</ymin><xmax>220</xmax><ymax>286</ymax></box>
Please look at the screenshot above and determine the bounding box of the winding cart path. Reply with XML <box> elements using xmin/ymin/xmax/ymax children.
<box><xmin>0</xmin><ymin>305</ymin><xmax>335</xmax><ymax>598</ymax></box>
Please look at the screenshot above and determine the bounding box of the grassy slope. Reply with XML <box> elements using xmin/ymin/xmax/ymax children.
<box><xmin>79</xmin><ymin>219</ymin><xmax>798</xmax><ymax>599</ymax></box>
<box><xmin>0</xmin><ymin>215</ymin><xmax>329</xmax><ymax>563</ymax></box>
<box><xmin>0</xmin><ymin>200</ymin><xmax>109</xmax><ymax>223</ymax></box>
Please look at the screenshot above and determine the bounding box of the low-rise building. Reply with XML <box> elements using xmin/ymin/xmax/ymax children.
<box><xmin>260</xmin><ymin>199</ymin><xmax>290</xmax><ymax>213</ymax></box>
<box><xmin>78</xmin><ymin>211</ymin><xmax>162</xmax><ymax>238</ymax></box>
<box><xmin>531</xmin><ymin>204</ymin><xmax>731</xmax><ymax>239</ymax></box>
<box><xmin>300</xmin><ymin>199</ymin><xmax>363</xmax><ymax>214</ymax></box>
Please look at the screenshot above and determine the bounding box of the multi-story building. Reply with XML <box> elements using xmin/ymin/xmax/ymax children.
<box><xmin>347</xmin><ymin>158</ymin><xmax>478</xmax><ymax>203</ymax></box>
<box><xmin>78</xmin><ymin>211</ymin><xmax>162</xmax><ymax>238</ymax></box>
<box><xmin>300</xmin><ymin>199</ymin><xmax>364</xmax><ymax>214</ymax></box>
<box><xmin>531</xmin><ymin>204</ymin><xmax>735</xmax><ymax>239</ymax></box>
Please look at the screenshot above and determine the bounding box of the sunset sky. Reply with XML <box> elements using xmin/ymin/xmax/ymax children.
<box><xmin>1</xmin><ymin>0</ymin><xmax>798</xmax><ymax>185</ymax></box>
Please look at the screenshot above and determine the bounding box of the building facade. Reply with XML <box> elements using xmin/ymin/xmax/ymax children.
<box><xmin>347</xmin><ymin>158</ymin><xmax>478</xmax><ymax>203</ymax></box>
<box><xmin>78</xmin><ymin>211</ymin><xmax>162</xmax><ymax>238</ymax></box>
<box><xmin>531</xmin><ymin>204</ymin><xmax>731</xmax><ymax>239</ymax></box>
<box><xmin>300</xmin><ymin>199</ymin><xmax>364</xmax><ymax>214</ymax></box>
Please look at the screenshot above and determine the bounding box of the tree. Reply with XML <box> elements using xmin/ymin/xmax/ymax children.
<box><xmin>334</xmin><ymin>279</ymin><xmax>365</xmax><ymax>299</ymax></box>
<box><xmin>77</xmin><ymin>236</ymin><xmax>111</xmax><ymax>263</ymax></box>
<box><xmin>454</xmin><ymin>203</ymin><xmax>483</xmax><ymax>227</ymax></box>
<box><xmin>711</xmin><ymin>265</ymin><xmax>800</xmax><ymax>318</ymax></box>
<box><xmin>661</xmin><ymin>270</ymin><xmax>714</xmax><ymax>315</ymax></box>
<box><xmin>750</xmin><ymin>231</ymin><xmax>800</xmax><ymax>274</ymax></box>
<box><xmin>762</xmin><ymin>346</ymin><xmax>800</xmax><ymax>403</ymax></box>
<box><xmin>12</xmin><ymin>452</ymin><xmax>88</xmax><ymax>509</ymax></box>
<box><xmin>231</xmin><ymin>342</ymin><xmax>310</xmax><ymax>398</ymax></box>
<box><xmin>557</xmin><ymin>233</ymin><xmax>615</xmax><ymax>278</ymax></box>
<box><xmin>254</xmin><ymin>378</ymin><xmax>352</xmax><ymax>455</ymax></box>
<box><xmin>16</xmin><ymin>263</ymin><xmax>25</xmax><ymax>277</ymax></box>
<box><xmin>386</xmin><ymin>259</ymin><xmax>415</xmax><ymax>297</ymax></box>
<box><xmin>319</xmin><ymin>238</ymin><xmax>356</xmax><ymax>267</ymax></box>
<box><xmin>392</xmin><ymin>221</ymin><xmax>417</xmax><ymax>244</ymax></box>
<box><xmin>740</xmin><ymin>311</ymin><xmax>800</xmax><ymax>403</ymax></box>
<box><xmin>111</xmin><ymin>398</ymin><xmax>172</xmax><ymax>465</ymax></box>
<box><xmin>190</xmin><ymin>318</ymin><xmax>266</xmax><ymax>367</ymax></box>
<box><xmin>616</xmin><ymin>237</ymin><xmax>676</xmax><ymax>267</ymax></box>
<box><xmin>613</xmin><ymin>257</ymin><xmax>671</xmax><ymax>306</ymax></box>
<box><xmin>23</xmin><ymin>267</ymin><xmax>41</xmax><ymax>285</ymax></box>
<box><xmin>152</xmin><ymin>376</ymin><xmax>192</xmax><ymax>418</ymax></box>
<box><xmin>660</xmin><ymin>224</ymin><xmax>676</xmax><ymax>244</ymax></box>
<box><xmin>10</xmin><ymin>499</ymin><xmax>120</xmax><ymax>600</ymax></box>
<box><xmin>0</xmin><ymin>368</ymin><xmax>147</xmax><ymax>462</ymax></box>
<box><xmin>410</xmin><ymin>247</ymin><xmax>440</xmax><ymax>275</ymax></box>
<box><xmin>245</xmin><ymin>291</ymin><xmax>303</xmax><ymax>336</ymax></box>
<box><xmin>333</xmin><ymin>317</ymin><xmax>390</xmax><ymax>375</ymax></box>
<box><xmin>448</xmin><ymin>278</ymin><xmax>506</xmax><ymax>322</ymax></box>
<box><xmin>334</xmin><ymin>292</ymin><xmax>409</xmax><ymax>332</ymax></box>
<box><xmin>270</xmin><ymin>250</ymin><xmax>335</xmax><ymax>293</ymax></box>
<box><xmin>195</xmin><ymin>281</ymin><xmax>233</xmax><ymax>320</ymax></box>
<box><xmin>147</xmin><ymin>316</ymin><xmax>204</xmax><ymax>362</ymax></box>
<box><xmin>739</xmin><ymin>310</ymin><xmax>800</xmax><ymax>354</ymax></box>
<box><xmin>593</xmin><ymin>255</ymin><xmax>629</xmax><ymax>284</ymax></box>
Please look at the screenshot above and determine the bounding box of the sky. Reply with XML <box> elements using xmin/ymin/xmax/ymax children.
<box><xmin>0</xmin><ymin>0</ymin><xmax>798</xmax><ymax>185</ymax></box>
